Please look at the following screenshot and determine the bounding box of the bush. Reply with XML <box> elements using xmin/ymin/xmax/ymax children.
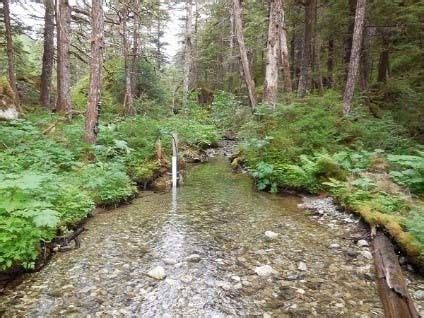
<box><xmin>388</xmin><ymin>151</ymin><xmax>424</xmax><ymax>195</ymax></box>
<box><xmin>76</xmin><ymin>163</ymin><xmax>136</xmax><ymax>206</ymax></box>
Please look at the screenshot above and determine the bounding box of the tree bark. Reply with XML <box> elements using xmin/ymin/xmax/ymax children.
<box><xmin>372</xmin><ymin>231</ymin><xmax>419</xmax><ymax>318</ymax></box>
<box><xmin>3</xmin><ymin>0</ymin><xmax>19</xmax><ymax>106</ymax></box>
<box><xmin>359</xmin><ymin>25</ymin><xmax>371</xmax><ymax>90</ymax></box>
<box><xmin>342</xmin><ymin>0</ymin><xmax>367</xmax><ymax>117</ymax></box>
<box><xmin>56</xmin><ymin>0</ymin><xmax>72</xmax><ymax>117</ymax></box>
<box><xmin>344</xmin><ymin>0</ymin><xmax>357</xmax><ymax>81</ymax></box>
<box><xmin>121</xmin><ymin>0</ymin><xmax>135</xmax><ymax>115</ymax></box>
<box><xmin>279</xmin><ymin>2</ymin><xmax>292</xmax><ymax>93</ymax></box>
<box><xmin>84</xmin><ymin>0</ymin><xmax>104</xmax><ymax>144</ymax></box>
<box><xmin>298</xmin><ymin>0</ymin><xmax>316</xmax><ymax>98</ymax></box>
<box><xmin>182</xmin><ymin>0</ymin><xmax>193</xmax><ymax>108</ymax></box>
<box><xmin>232</xmin><ymin>0</ymin><xmax>257</xmax><ymax>111</ymax></box>
<box><xmin>263</xmin><ymin>0</ymin><xmax>282</xmax><ymax>106</ymax></box>
<box><xmin>378</xmin><ymin>38</ymin><xmax>390</xmax><ymax>83</ymax></box>
<box><xmin>40</xmin><ymin>0</ymin><xmax>55</xmax><ymax>108</ymax></box>
<box><xmin>327</xmin><ymin>38</ymin><xmax>335</xmax><ymax>88</ymax></box>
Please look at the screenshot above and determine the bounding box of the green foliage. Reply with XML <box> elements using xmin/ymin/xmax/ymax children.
<box><xmin>160</xmin><ymin>117</ymin><xmax>219</xmax><ymax>149</ymax></box>
<box><xmin>251</xmin><ymin>162</ymin><xmax>278</xmax><ymax>193</ymax></box>
<box><xmin>210</xmin><ymin>91</ymin><xmax>248</xmax><ymax>132</ymax></box>
<box><xmin>388</xmin><ymin>151</ymin><xmax>424</xmax><ymax>195</ymax></box>
<box><xmin>76</xmin><ymin>163</ymin><xmax>136</xmax><ymax>206</ymax></box>
<box><xmin>104</xmin><ymin>58</ymin><xmax>166</xmax><ymax>107</ymax></box>
<box><xmin>406</xmin><ymin>207</ymin><xmax>424</xmax><ymax>247</ymax></box>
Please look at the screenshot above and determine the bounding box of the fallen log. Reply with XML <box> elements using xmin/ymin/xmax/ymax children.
<box><xmin>372</xmin><ymin>230</ymin><xmax>419</xmax><ymax>318</ymax></box>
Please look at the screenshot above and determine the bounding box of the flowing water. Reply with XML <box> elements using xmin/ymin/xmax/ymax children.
<box><xmin>0</xmin><ymin>159</ymin><xmax>388</xmax><ymax>317</ymax></box>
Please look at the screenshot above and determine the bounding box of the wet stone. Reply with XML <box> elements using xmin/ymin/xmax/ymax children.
<box><xmin>147</xmin><ymin>266</ymin><xmax>166</xmax><ymax>280</ymax></box>
<box><xmin>254</xmin><ymin>265</ymin><xmax>277</xmax><ymax>277</ymax></box>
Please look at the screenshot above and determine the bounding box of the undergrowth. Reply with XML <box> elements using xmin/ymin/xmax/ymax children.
<box><xmin>0</xmin><ymin>111</ymin><xmax>218</xmax><ymax>271</ymax></box>
<box><xmin>239</xmin><ymin>91</ymin><xmax>424</xmax><ymax>266</ymax></box>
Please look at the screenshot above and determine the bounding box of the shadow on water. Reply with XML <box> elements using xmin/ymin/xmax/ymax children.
<box><xmin>0</xmin><ymin>158</ymin><xmax>383</xmax><ymax>317</ymax></box>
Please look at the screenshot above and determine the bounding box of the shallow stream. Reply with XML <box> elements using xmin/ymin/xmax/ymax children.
<box><xmin>1</xmin><ymin>158</ymin><xmax>414</xmax><ymax>316</ymax></box>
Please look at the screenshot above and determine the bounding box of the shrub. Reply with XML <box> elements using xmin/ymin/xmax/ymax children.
<box><xmin>76</xmin><ymin>163</ymin><xmax>136</xmax><ymax>206</ymax></box>
<box><xmin>388</xmin><ymin>151</ymin><xmax>424</xmax><ymax>195</ymax></box>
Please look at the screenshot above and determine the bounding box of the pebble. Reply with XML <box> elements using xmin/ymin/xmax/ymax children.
<box><xmin>298</xmin><ymin>262</ymin><xmax>307</xmax><ymax>271</ymax></box>
<box><xmin>357</xmin><ymin>240</ymin><xmax>369</xmax><ymax>247</ymax></box>
<box><xmin>254</xmin><ymin>265</ymin><xmax>277</xmax><ymax>277</ymax></box>
<box><xmin>329</xmin><ymin>243</ymin><xmax>341</xmax><ymax>249</ymax></box>
<box><xmin>361</xmin><ymin>251</ymin><xmax>373</xmax><ymax>260</ymax></box>
<box><xmin>147</xmin><ymin>266</ymin><xmax>166</xmax><ymax>280</ymax></box>
<box><xmin>185</xmin><ymin>254</ymin><xmax>201</xmax><ymax>263</ymax></box>
<box><xmin>414</xmin><ymin>290</ymin><xmax>424</xmax><ymax>300</ymax></box>
<box><xmin>163</xmin><ymin>258</ymin><xmax>178</xmax><ymax>265</ymax></box>
<box><xmin>264</xmin><ymin>231</ymin><xmax>279</xmax><ymax>240</ymax></box>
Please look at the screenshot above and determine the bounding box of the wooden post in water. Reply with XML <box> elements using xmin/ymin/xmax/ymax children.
<box><xmin>172</xmin><ymin>133</ymin><xmax>178</xmax><ymax>187</ymax></box>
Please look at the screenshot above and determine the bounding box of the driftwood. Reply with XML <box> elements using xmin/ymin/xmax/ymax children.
<box><xmin>52</xmin><ymin>227</ymin><xmax>85</xmax><ymax>251</ymax></box>
<box><xmin>372</xmin><ymin>230</ymin><xmax>419</xmax><ymax>318</ymax></box>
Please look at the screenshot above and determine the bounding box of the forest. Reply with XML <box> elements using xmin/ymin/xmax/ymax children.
<box><xmin>1</xmin><ymin>0</ymin><xmax>424</xmax><ymax>316</ymax></box>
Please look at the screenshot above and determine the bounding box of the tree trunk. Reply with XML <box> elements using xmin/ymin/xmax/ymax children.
<box><xmin>263</xmin><ymin>0</ymin><xmax>282</xmax><ymax>106</ymax></box>
<box><xmin>3</xmin><ymin>0</ymin><xmax>19</xmax><ymax>106</ymax></box>
<box><xmin>232</xmin><ymin>0</ymin><xmax>257</xmax><ymax>111</ymax></box>
<box><xmin>121</xmin><ymin>0</ymin><xmax>135</xmax><ymax>115</ymax></box>
<box><xmin>40</xmin><ymin>0</ymin><xmax>55</xmax><ymax>109</ymax></box>
<box><xmin>56</xmin><ymin>0</ymin><xmax>72</xmax><ymax>117</ymax></box>
<box><xmin>131</xmin><ymin>0</ymin><xmax>141</xmax><ymax>97</ymax></box>
<box><xmin>84</xmin><ymin>0</ymin><xmax>104</xmax><ymax>144</ymax></box>
<box><xmin>342</xmin><ymin>0</ymin><xmax>367</xmax><ymax>117</ymax></box>
<box><xmin>359</xmin><ymin>25</ymin><xmax>371</xmax><ymax>90</ymax></box>
<box><xmin>182</xmin><ymin>0</ymin><xmax>193</xmax><ymax>108</ymax></box>
<box><xmin>280</xmin><ymin>2</ymin><xmax>292</xmax><ymax>93</ymax></box>
<box><xmin>298</xmin><ymin>0</ymin><xmax>316</xmax><ymax>98</ymax></box>
<box><xmin>378</xmin><ymin>38</ymin><xmax>390</xmax><ymax>83</ymax></box>
<box><xmin>372</xmin><ymin>231</ymin><xmax>419</xmax><ymax>318</ymax></box>
<box><xmin>327</xmin><ymin>38</ymin><xmax>335</xmax><ymax>88</ymax></box>
<box><xmin>344</xmin><ymin>0</ymin><xmax>357</xmax><ymax>81</ymax></box>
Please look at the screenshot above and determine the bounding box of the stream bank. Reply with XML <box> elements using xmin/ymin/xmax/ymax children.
<box><xmin>0</xmin><ymin>158</ymin><xmax>391</xmax><ymax>317</ymax></box>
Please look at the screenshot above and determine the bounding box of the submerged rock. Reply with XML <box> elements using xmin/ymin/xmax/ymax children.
<box><xmin>185</xmin><ymin>254</ymin><xmax>201</xmax><ymax>263</ymax></box>
<box><xmin>357</xmin><ymin>240</ymin><xmax>369</xmax><ymax>247</ymax></box>
<box><xmin>254</xmin><ymin>265</ymin><xmax>277</xmax><ymax>277</ymax></box>
<box><xmin>264</xmin><ymin>231</ymin><xmax>279</xmax><ymax>240</ymax></box>
<box><xmin>297</xmin><ymin>262</ymin><xmax>307</xmax><ymax>271</ymax></box>
<box><xmin>147</xmin><ymin>266</ymin><xmax>166</xmax><ymax>280</ymax></box>
<box><xmin>361</xmin><ymin>251</ymin><xmax>373</xmax><ymax>260</ymax></box>
<box><xmin>163</xmin><ymin>258</ymin><xmax>178</xmax><ymax>265</ymax></box>
<box><xmin>414</xmin><ymin>290</ymin><xmax>424</xmax><ymax>300</ymax></box>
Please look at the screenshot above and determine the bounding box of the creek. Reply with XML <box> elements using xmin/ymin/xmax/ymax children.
<box><xmin>2</xmin><ymin>158</ymin><xmax>422</xmax><ymax>316</ymax></box>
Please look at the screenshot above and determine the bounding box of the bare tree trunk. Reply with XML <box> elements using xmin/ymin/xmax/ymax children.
<box><xmin>344</xmin><ymin>0</ymin><xmax>357</xmax><ymax>81</ymax></box>
<box><xmin>292</xmin><ymin>16</ymin><xmax>303</xmax><ymax>90</ymax></box>
<box><xmin>342</xmin><ymin>0</ymin><xmax>367</xmax><ymax>117</ymax></box>
<box><xmin>377</xmin><ymin>37</ymin><xmax>390</xmax><ymax>83</ymax></box>
<box><xmin>131</xmin><ymin>0</ymin><xmax>141</xmax><ymax>97</ymax></box>
<box><xmin>40</xmin><ymin>0</ymin><xmax>55</xmax><ymax>108</ymax></box>
<box><xmin>298</xmin><ymin>0</ymin><xmax>316</xmax><ymax>98</ymax></box>
<box><xmin>56</xmin><ymin>0</ymin><xmax>72</xmax><ymax>117</ymax></box>
<box><xmin>232</xmin><ymin>0</ymin><xmax>257</xmax><ymax>111</ymax></box>
<box><xmin>182</xmin><ymin>0</ymin><xmax>193</xmax><ymax>108</ymax></box>
<box><xmin>359</xmin><ymin>25</ymin><xmax>371</xmax><ymax>90</ymax></box>
<box><xmin>121</xmin><ymin>0</ymin><xmax>135</xmax><ymax>115</ymax></box>
<box><xmin>327</xmin><ymin>38</ymin><xmax>335</xmax><ymax>88</ymax></box>
<box><xmin>84</xmin><ymin>0</ymin><xmax>104</xmax><ymax>144</ymax></box>
<box><xmin>3</xmin><ymin>0</ymin><xmax>19</xmax><ymax>106</ymax></box>
<box><xmin>263</xmin><ymin>0</ymin><xmax>282</xmax><ymax>106</ymax></box>
<box><xmin>314</xmin><ymin>35</ymin><xmax>324</xmax><ymax>92</ymax></box>
<box><xmin>280</xmin><ymin>2</ymin><xmax>292</xmax><ymax>93</ymax></box>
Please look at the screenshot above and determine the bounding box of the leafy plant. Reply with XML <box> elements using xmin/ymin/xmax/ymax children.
<box><xmin>388</xmin><ymin>151</ymin><xmax>424</xmax><ymax>194</ymax></box>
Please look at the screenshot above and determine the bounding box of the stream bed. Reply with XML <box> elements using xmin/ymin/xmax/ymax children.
<box><xmin>1</xmin><ymin>158</ymin><xmax>424</xmax><ymax>317</ymax></box>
